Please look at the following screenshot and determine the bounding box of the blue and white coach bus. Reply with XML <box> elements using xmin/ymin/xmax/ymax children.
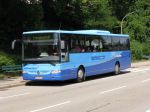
<box><xmin>21</xmin><ymin>30</ymin><xmax>131</xmax><ymax>82</ymax></box>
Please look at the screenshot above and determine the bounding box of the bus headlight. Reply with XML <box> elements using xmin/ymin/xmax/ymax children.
<box><xmin>23</xmin><ymin>70</ymin><xmax>28</xmax><ymax>74</ymax></box>
<box><xmin>51</xmin><ymin>70</ymin><xmax>61</xmax><ymax>74</ymax></box>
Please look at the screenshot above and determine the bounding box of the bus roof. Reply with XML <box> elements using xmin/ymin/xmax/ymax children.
<box><xmin>23</xmin><ymin>30</ymin><xmax>129</xmax><ymax>37</ymax></box>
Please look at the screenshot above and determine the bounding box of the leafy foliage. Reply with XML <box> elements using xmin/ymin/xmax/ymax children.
<box><xmin>41</xmin><ymin>0</ymin><xmax>83</xmax><ymax>29</ymax></box>
<box><xmin>143</xmin><ymin>39</ymin><xmax>150</xmax><ymax>55</ymax></box>
<box><xmin>82</xmin><ymin>0</ymin><xmax>117</xmax><ymax>31</ymax></box>
<box><xmin>0</xmin><ymin>0</ymin><xmax>43</xmax><ymax>51</ymax></box>
<box><xmin>123</xmin><ymin>0</ymin><xmax>150</xmax><ymax>59</ymax></box>
<box><xmin>0</xmin><ymin>52</ymin><xmax>16</xmax><ymax>66</ymax></box>
<box><xmin>108</xmin><ymin>0</ymin><xmax>136</xmax><ymax>20</ymax></box>
<box><xmin>130</xmin><ymin>40</ymin><xmax>143</xmax><ymax>60</ymax></box>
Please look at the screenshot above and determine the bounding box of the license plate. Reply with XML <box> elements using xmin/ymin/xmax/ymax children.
<box><xmin>35</xmin><ymin>76</ymin><xmax>43</xmax><ymax>80</ymax></box>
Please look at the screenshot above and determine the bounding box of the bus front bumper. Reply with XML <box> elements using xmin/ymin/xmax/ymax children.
<box><xmin>23</xmin><ymin>73</ymin><xmax>64</xmax><ymax>81</ymax></box>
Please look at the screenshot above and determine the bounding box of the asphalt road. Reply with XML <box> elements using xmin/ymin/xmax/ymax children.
<box><xmin>0</xmin><ymin>65</ymin><xmax>150</xmax><ymax>112</ymax></box>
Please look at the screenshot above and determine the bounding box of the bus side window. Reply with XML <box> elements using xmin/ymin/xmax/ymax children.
<box><xmin>101</xmin><ymin>36</ymin><xmax>111</xmax><ymax>52</ymax></box>
<box><xmin>126</xmin><ymin>38</ymin><xmax>130</xmax><ymax>50</ymax></box>
<box><xmin>71</xmin><ymin>45</ymin><xmax>82</xmax><ymax>53</ymax></box>
<box><xmin>112</xmin><ymin>36</ymin><xmax>120</xmax><ymax>51</ymax></box>
<box><xmin>91</xmin><ymin>39</ymin><xmax>100</xmax><ymax>52</ymax></box>
<box><xmin>120</xmin><ymin>37</ymin><xmax>130</xmax><ymax>50</ymax></box>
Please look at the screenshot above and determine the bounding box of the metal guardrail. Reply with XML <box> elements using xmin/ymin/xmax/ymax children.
<box><xmin>1</xmin><ymin>65</ymin><xmax>22</xmax><ymax>73</ymax></box>
<box><xmin>142</xmin><ymin>55</ymin><xmax>150</xmax><ymax>59</ymax></box>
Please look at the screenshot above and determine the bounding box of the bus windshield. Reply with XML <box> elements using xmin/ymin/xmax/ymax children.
<box><xmin>23</xmin><ymin>33</ymin><xmax>60</xmax><ymax>62</ymax></box>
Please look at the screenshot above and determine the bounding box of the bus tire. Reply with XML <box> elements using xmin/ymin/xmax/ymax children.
<box><xmin>76</xmin><ymin>68</ymin><xmax>84</xmax><ymax>83</ymax></box>
<box><xmin>114</xmin><ymin>63</ymin><xmax>120</xmax><ymax>75</ymax></box>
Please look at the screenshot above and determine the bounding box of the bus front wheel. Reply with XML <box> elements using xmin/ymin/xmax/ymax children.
<box><xmin>76</xmin><ymin>68</ymin><xmax>84</xmax><ymax>83</ymax></box>
<box><xmin>114</xmin><ymin>63</ymin><xmax>120</xmax><ymax>75</ymax></box>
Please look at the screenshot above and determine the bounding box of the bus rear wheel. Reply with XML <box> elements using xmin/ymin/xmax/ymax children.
<box><xmin>76</xmin><ymin>68</ymin><xmax>84</xmax><ymax>83</ymax></box>
<box><xmin>114</xmin><ymin>63</ymin><xmax>120</xmax><ymax>75</ymax></box>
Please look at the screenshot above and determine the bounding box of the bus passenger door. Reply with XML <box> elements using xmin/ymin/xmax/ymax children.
<box><xmin>61</xmin><ymin>40</ymin><xmax>69</xmax><ymax>62</ymax></box>
<box><xmin>60</xmin><ymin>38</ymin><xmax>77</xmax><ymax>80</ymax></box>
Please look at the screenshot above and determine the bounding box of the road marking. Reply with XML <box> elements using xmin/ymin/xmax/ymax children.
<box><xmin>132</xmin><ymin>68</ymin><xmax>149</xmax><ymax>73</ymax></box>
<box><xmin>30</xmin><ymin>101</ymin><xmax>71</xmax><ymax>112</ymax></box>
<box><xmin>145</xmin><ymin>110</ymin><xmax>150</xmax><ymax>112</ymax></box>
<box><xmin>0</xmin><ymin>92</ymin><xmax>31</xmax><ymax>99</ymax></box>
<box><xmin>99</xmin><ymin>86</ymin><xmax>126</xmax><ymax>95</ymax></box>
<box><xmin>141</xmin><ymin>79</ymin><xmax>150</xmax><ymax>83</ymax></box>
<box><xmin>128</xmin><ymin>68</ymin><xmax>138</xmax><ymax>71</ymax></box>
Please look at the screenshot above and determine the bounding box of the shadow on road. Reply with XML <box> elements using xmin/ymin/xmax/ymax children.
<box><xmin>85</xmin><ymin>71</ymin><xmax>130</xmax><ymax>82</ymax></box>
<box><xmin>25</xmin><ymin>71</ymin><xmax>130</xmax><ymax>87</ymax></box>
<box><xmin>25</xmin><ymin>80</ymin><xmax>75</xmax><ymax>86</ymax></box>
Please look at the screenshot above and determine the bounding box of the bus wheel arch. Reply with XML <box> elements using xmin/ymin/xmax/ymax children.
<box><xmin>114</xmin><ymin>61</ymin><xmax>120</xmax><ymax>75</ymax></box>
<box><xmin>76</xmin><ymin>65</ymin><xmax>85</xmax><ymax>83</ymax></box>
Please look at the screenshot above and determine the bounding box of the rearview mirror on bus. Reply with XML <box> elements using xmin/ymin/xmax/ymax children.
<box><xmin>11</xmin><ymin>39</ymin><xmax>22</xmax><ymax>50</ymax></box>
<box><xmin>61</xmin><ymin>41</ymin><xmax>65</xmax><ymax>49</ymax></box>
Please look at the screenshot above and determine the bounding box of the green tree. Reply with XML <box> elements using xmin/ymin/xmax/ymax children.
<box><xmin>124</xmin><ymin>0</ymin><xmax>150</xmax><ymax>41</ymax></box>
<box><xmin>130</xmin><ymin>40</ymin><xmax>143</xmax><ymax>60</ymax></box>
<box><xmin>124</xmin><ymin>0</ymin><xmax>150</xmax><ymax>58</ymax></box>
<box><xmin>82</xmin><ymin>0</ymin><xmax>117</xmax><ymax>31</ymax></box>
<box><xmin>41</xmin><ymin>0</ymin><xmax>83</xmax><ymax>29</ymax></box>
<box><xmin>109</xmin><ymin>0</ymin><xmax>136</xmax><ymax>20</ymax></box>
<box><xmin>0</xmin><ymin>0</ymin><xmax>43</xmax><ymax>51</ymax></box>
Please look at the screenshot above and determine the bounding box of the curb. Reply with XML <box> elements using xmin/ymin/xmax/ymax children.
<box><xmin>132</xmin><ymin>64</ymin><xmax>150</xmax><ymax>68</ymax></box>
<box><xmin>131</xmin><ymin>61</ymin><xmax>150</xmax><ymax>68</ymax></box>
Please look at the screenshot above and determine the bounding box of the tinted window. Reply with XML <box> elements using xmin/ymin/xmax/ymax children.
<box><xmin>101</xmin><ymin>36</ymin><xmax>112</xmax><ymax>51</ymax></box>
<box><xmin>61</xmin><ymin>34</ymin><xmax>130</xmax><ymax>53</ymax></box>
<box><xmin>120</xmin><ymin>37</ymin><xmax>130</xmax><ymax>50</ymax></box>
<box><xmin>84</xmin><ymin>36</ymin><xmax>102</xmax><ymax>52</ymax></box>
<box><xmin>61</xmin><ymin>34</ymin><xmax>103</xmax><ymax>53</ymax></box>
<box><xmin>112</xmin><ymin>36</ymin><xmax>120</xmax><ymax>51</ymax></box>
<box><xmin>126</xmin><ymin>38</ymin><xmax>130</xmax><ymax>50</ymax></box>
<box><xmin>61</xmin><ymin>34</ymin><xmax>85</xmax><ymax>53</ymax></box>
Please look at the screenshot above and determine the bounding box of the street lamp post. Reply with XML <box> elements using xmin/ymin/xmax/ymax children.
<box><xmin>121</xmin><ymin>11</ymin><xmax>135</xmax><ymax>34</ymax></box>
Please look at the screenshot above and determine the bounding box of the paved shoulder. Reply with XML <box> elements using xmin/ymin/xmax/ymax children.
<box><xmin>0</xmin><ymin>77</ymin><xmax>27</xmax><ymax>89</ymax></box>
<box><xmin>132</xmin><ymin>61</ymin><xmax>150</xmax><ymax>68</ymax></box>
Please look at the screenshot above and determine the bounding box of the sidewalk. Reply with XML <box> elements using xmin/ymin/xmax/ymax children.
<box><xmin>0</xmin><ymin>61</ymin><xmax>150</xmax><ymax>89</ymax></box>
<box><xmin>131</xmin><ymin>60</ymin><xmax>150</xmax><ymax>68</ymax></box>
<box><xmin>0</xmin><ymin>77</ymin><xmax>27</xmax><ymax>89</ymax></box>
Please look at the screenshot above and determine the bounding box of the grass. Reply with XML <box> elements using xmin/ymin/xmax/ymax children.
<box><xmin>0</xmin><ymin>74</ymin><xmax>5</xmax><ymax>79</ymax></box>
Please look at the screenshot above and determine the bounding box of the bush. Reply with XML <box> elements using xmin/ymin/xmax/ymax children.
<box><xmin>0</xmin><ymin>51</ymin><xmax>16</xmax><ymax>66</ymax></box>
<box><xmin>142</xmin><ymin>39</ymin><xmax>150</xmax><ymax>55</ymax></box>
<box><xmin>130</xmin><ymin>40</ymin><xmax>143</xmax><ymax>60</ymax></box>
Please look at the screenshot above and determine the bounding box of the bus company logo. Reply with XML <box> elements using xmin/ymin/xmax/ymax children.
<box><xmin>91</xmin><ymin>56</ymin><xmax>105</xmax><ymax>60</ymax></box>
